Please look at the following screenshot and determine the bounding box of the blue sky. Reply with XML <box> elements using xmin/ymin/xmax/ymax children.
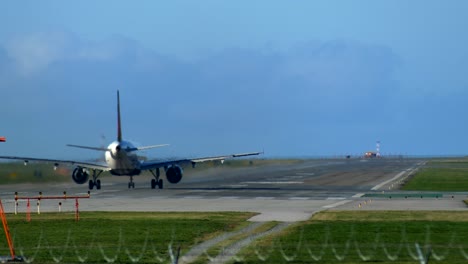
<box><xmin>1</xmin><ymin>1</ymin><xmax>468</xmax><ymax>158</ymax></box>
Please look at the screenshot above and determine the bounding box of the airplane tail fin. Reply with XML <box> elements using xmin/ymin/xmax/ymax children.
<box><xmin>117</xmin><ymin>90</ymin><xmax>122</xmax><ymax>142</ymax></box>
<box><xmin>0</xmin><ymin>136</ymin><xmax>5</xmax><ymax>142</ymax></box>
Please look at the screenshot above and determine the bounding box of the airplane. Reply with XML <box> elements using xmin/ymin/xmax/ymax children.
<box><xmin>0</xmin><ymin>91</ymin><xmax>261</xmax><ymax>190</ymax></box>
<box><xmin>0</xmin><ymin>137</ymin><xmax>5</xmax><ymax>142</ymax></box>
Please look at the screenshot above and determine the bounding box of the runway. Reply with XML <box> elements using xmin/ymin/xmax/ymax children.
<box><xmin>2</xmin><ymin>158</ymin><xmax>467</xmax><ymax>222</ymax></box>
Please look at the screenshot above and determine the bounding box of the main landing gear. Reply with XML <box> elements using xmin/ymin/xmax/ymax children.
<box><xmin>128</xmin><ymin>176</ymin><xmax>135</xmax><ymax>189</ymax></box>
<box><xmin>149</xmin><ymin>168</ymin><xmax>163</xmax><ymax>189</ymax></box>
<box><xmin>88</xmin><ymin>170</ymin><xmax>103</xmax><ymax>190</ymax></box>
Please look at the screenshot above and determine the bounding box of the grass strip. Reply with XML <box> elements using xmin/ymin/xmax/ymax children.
<box><xmin>0</xmin><ymin>211</ymin><xmax>254</xmax><ymax>263</ymax></box>
<box><xmin>236</xmin><ymin>211</ymin><xmax>468</xmax><ymax>264</ymax></box>
<box><xmin>402</xmin><ymin>167</ymin><xmax>468</xmax><ymax>191</ymax></box>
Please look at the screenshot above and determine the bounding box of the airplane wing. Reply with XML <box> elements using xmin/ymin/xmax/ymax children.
<box><xmin>0</xmin><ymin>156</ymin><xmax>110</xmax><ymax>171</ymax></box>
<box><xmin>140</xmin><ymin>151</ymin><xmax>262</xmax><ymax>170</ymax></box>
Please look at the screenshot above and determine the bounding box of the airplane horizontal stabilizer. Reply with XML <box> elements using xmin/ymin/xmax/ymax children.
<box><xmin>134</xmin><ymin>144</ymin><xmax>170</xmax><ymax>151</ymax></box>
<box><xmin>66</xmin><ymin>144</ymin><xmax>110</xmax><ymax>151</ymax></box>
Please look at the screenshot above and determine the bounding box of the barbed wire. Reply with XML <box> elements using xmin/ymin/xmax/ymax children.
<box><xmin>3</xmin><ymin>225</ymin><xmax>468</xmax><ymax>263</ymax></box>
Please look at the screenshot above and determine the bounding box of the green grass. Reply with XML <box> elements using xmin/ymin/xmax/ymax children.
<box><xmin>402</xmin><ymin>167</ymin><xmax>468</xmax><ymax>191</ymax></box>
<box><xmin>0</xmin><ymin>212</ymin><xmax>254</xmax><ymax>263</ymax></box>
<box><xmin>234</xmin><ymin>211</ymin><xmax>468</xmax><ymax>264</ymax></box>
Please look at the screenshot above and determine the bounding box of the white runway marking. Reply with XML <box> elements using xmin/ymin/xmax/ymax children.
<box><xmin>326</xmin><ymin>197</ymin><xmax>346</xmax><ymax>200</ymax></box>
<box><xmin>254</xmin><ymin>197</ymin><xmax>275</xmax><ymax>200</ymax></box>
<box><xmin>218</xmin><ymin>196</ymin><xmax>239</xmax><ymax>200</ymax></box>
<box><xmin>289</xmin><ymin>197</ymin><xmax>309</xmax><ymax>200</ymax></box>
<box><xmin>352</xmin><ymin>193</ymin><xmax>365</xmax><ymax>198</ymax></box>
<box><xmin>322</xmin><ymin>200</ymin><xmax>351</xmax><ymax>209</ymax></box>
<box><xmin>371</xmin><ymin>170</ymin><xmax>409</xmax><ymax>190</ymax></box>
<box><xmin>242</xmin><ymin>181</ymin><xmax>304</xmax><ymax>184</ymax></box>
<box><xmin>181</xmin><ymin>196</ymin><xmax>204</xmax><ymax>199</ymax></box>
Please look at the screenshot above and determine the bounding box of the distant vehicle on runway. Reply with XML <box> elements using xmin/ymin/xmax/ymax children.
<box><xmin>0</xmin><ymin>91</ymin><xmax>260</xmax><ymax>190</ymax></box>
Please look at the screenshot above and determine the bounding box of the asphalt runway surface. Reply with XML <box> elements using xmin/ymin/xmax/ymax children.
<box><xmin>2</xmin><ymin>158</ymin><xmax>467</xmax><ymax>222</ymax></box>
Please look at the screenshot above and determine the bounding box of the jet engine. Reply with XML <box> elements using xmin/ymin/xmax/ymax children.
<box><xmin>72</xmin><ymin>167</ymin><xmax>89</xmax><ymax>184</ymax></box>
<box><xmin>165</xmin><ymin>165</ymin><xmax>183</xmax><ymax>184</ymax></box>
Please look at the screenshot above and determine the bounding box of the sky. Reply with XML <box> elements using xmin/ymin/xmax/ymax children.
<box><xmin>1</xmin><ymin>0</ymin><xmax>468</xmax><ymax>158</ymax></box>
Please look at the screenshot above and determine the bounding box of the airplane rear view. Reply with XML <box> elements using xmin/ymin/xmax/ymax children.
<box><xmin>0</xmin><ymin>91</ymin><xmax>261</xmax><ymax>190</ymax></box>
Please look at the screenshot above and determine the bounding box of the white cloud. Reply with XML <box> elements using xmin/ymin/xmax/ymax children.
<box><xmin>4</xmin><ymin>31</ymin><xmax>77</xmax><ymax>76</ymax></box>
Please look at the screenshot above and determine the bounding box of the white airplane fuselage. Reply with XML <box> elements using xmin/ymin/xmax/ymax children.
<box><xmin>105</xmin><ymin>140</ymin><xmax>142</xmax><ymax>176</ymax></box>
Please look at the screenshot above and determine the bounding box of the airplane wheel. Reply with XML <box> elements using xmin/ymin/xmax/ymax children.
<box><xmin>88</xmin><ymin>180</ymin><xmax>94</xmax><ymax>190</ymax></box>
<box><xmin>158</xmin><ymin>179</ymin><xmax>163</xmax><ymax>189</ymax></box>
<box><xmin>151</xmin><ymin>179</ymin><xmax>156</xmax><ymax>189</ymax></box>
<box><xmin>132</xmin><ymin>182</ymin><xmax>135</xmax><ymax>189</ymax></box>
<box><xmin>128</xmin><ymin>182</ymin><xmax>131</xmax><ymax>189</ymax></box>
<box><xmin>96</xmin><ymin>180</ymin><xmax>101</xmax><ymax>190</ymax></box>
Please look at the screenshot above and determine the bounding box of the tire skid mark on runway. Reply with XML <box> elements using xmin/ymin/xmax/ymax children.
<box><xmin>220</xmin><ymin>184</ymin><xmax>248</xmax><ymax>188</ymax></box>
